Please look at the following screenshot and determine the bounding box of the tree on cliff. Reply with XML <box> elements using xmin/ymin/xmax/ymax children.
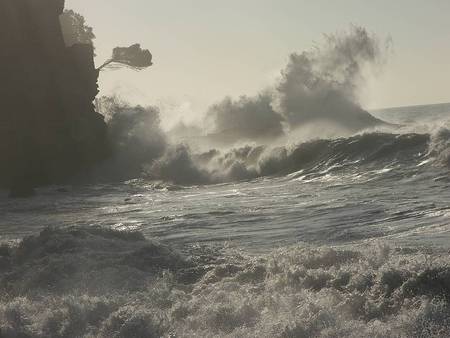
<box><xmin>60</xmin><ymin>9</ymin><xmax>153</xmax><ymax>71</ymax></box>
<box><xmin>60</xmin><ymin>9</ymin><xmax>95</xmax><ymax>47</ymax></box>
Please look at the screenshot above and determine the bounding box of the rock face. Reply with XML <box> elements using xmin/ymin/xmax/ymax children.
<box><xmin>0</xmin><ymin>0</ymin><xmax>108</xmax><ymax>196</ymax></box>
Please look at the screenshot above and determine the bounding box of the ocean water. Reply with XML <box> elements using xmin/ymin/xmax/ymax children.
<box><xmin>2</xmin><ymin>103</ymin><xmax>450</xmax><ymax>337</ymax></box>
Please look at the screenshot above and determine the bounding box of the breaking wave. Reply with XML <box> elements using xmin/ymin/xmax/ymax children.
<box><xmin>2</xmin><ymin>227</ymin><xmax>450</xmax><ymax>337</ymax></box>
<box><xmin>144</xmin><ymin>129</ymin><xmax>450</xmax><ymax>186</ymax></box>
<box><xmin>87</xmin><ymin>26</ymin><xmax>399</xmax><ymax>187</ymax></box>
<box><xmin>93</xmin><ymin>97</ymin><xmax>450</xmax><ymax>187</ymax></box>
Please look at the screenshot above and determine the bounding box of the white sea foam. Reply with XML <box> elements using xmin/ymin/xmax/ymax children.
<box><xmin>2</xmin><ymin>227</ymin><xmax>450</xmax><ymax>337</ymax></box>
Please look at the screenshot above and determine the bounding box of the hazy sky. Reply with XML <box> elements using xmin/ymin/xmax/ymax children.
<box><xmin>67</xmin><ymin>0</ymin><xmax>450</xmax><ymax>112</ymax></box>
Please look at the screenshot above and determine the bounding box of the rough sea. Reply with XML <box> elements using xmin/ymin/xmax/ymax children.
<box><xmin>2</xmin><ymin>103</ymin><xmax>450</xmax><ymax>337</ymax></box>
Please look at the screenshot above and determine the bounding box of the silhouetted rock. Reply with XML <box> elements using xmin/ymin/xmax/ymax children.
<box><xmin>0</xmin><ymin>0</ymin><xmax>109</xmax><ymax>196</ymax></box>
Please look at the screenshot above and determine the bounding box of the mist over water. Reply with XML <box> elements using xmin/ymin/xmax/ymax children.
<box><xmin>95</xmin><ymin>96</ymin><xmax>167</xmax><ymax>181</ymax></box>
<box><xmin>4</xmin><ymin>11</ymin><xmax>450</xmax><ymax>337</ymax></box>
<box><xmin>90</xmin><ymin>26</ymin><xmax>396</xmax><ymax>186</ymax></box>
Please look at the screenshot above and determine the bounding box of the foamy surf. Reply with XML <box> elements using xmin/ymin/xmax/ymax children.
<box><xmin>1</xmin><ymin>227</ymin><xmax>450</xmax><ymax>337</ymax></box>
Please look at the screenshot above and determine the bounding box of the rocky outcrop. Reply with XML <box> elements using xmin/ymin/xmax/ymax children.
<box><xmin>0</xmin><ymin>0</ymin><xmax>108</xmax><ymax>197</ymax></box>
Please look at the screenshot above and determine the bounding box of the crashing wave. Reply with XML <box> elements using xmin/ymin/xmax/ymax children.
<box><xmin>144</xmin><ymin>131</ymin><xmax>437</xmax><ymax>186</ymax></box>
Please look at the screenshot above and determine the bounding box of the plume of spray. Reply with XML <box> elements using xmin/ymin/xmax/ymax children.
<box><xmin>205</xmin><ymin>93</ymin><xmax>284</xmax><ymax>146</ymax></box>
<box><xmin>275</xmin><ymin>25</ymin><xmax>391</xmax><ymax>131</ymax></box>
<box><xmin>204</xmin><ymin>25</ymin><xmax>391</xmax><ymax>147</ymax></box>
<box><xmin>427</xmin><ymin>128</ymin><xmax>450</xmax><ymax>167</ymax></box>
<box><xmin>146</xmin><ymin>145</ymin><xmax>211</xmax><ymax>185</ymax></box>
<box><xmin>95</xmin><ymin>96</ymin><xmax>167</xmax><ymax>181</ymax></box>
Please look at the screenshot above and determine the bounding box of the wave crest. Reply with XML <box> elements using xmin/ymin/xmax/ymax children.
<box><xmin>145</xmin><ymin>131</ymin><xmax>435</xmax><ymax>185</ymax></box>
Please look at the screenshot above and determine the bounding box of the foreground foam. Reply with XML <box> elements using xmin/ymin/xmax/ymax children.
<box><xmin>2</xmin><ymin>227</ymin><xmax>450</xmax><ymax>337</ymax></box>
<box><xmin>0</xmin><ymin>226</ymin><xmax>195</xmax><ymax>296</ymax></box>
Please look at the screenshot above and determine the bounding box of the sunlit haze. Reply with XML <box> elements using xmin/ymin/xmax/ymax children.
<box><xmin>67</xmin><ymin>0</ymin><xmax>450</xmax><ymax>112</ymax></box>
<box><xmin>5</xmin><ymin>1</ymin><xmax>450</xmax><ymax>336</ymax></box>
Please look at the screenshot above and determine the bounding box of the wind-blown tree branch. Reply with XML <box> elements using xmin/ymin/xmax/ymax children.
<box><xmin>60</xmin><ymin>10</ymin><xmax>152</xmax><ymax>72</ymax></box>
<box><xmin>98</xmin><ymin>44</ymin><xmax>153</xmax><ymax>71</ymax></box>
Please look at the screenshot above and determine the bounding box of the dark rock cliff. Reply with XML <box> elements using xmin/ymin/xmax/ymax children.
<box><xmin>0</xmin><ymin>0</ymin><xmax>109</xmax><ymax>196</ymax></box>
